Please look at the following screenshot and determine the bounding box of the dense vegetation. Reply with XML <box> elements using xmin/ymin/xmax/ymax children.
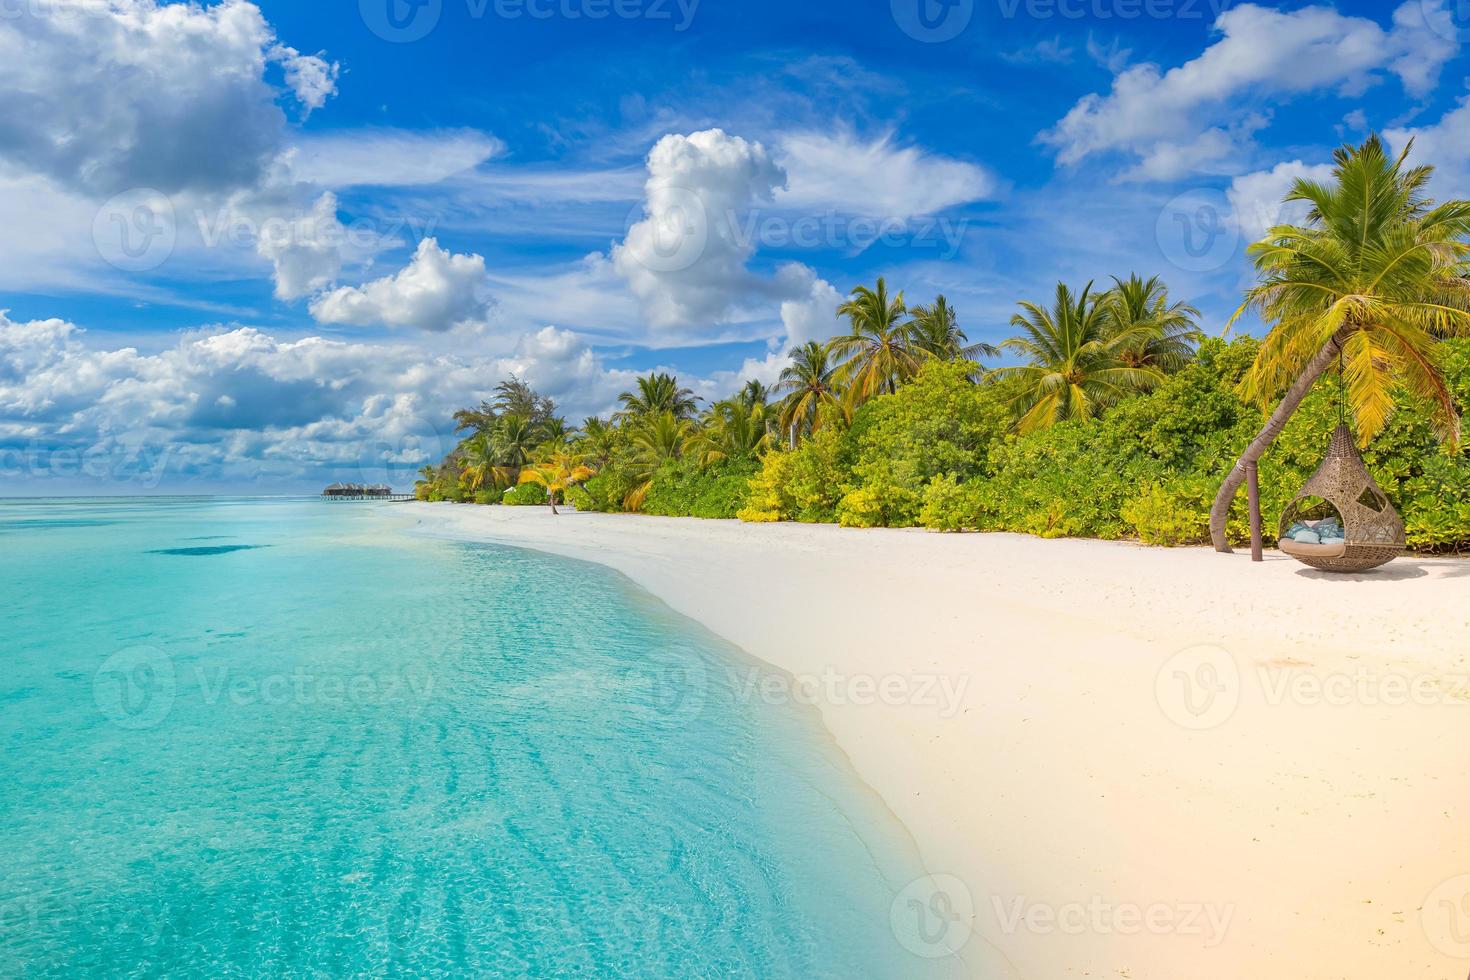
<box><xmin>416</xmin><ymin>139</ymin><xmax>1470</xmax><ymax>553</ymax></box>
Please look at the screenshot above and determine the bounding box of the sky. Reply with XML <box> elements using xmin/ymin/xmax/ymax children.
<box><xmin>3</xmin><ymin>0</ymin><xmax>1470</xmax><ymax>493</ymax></box>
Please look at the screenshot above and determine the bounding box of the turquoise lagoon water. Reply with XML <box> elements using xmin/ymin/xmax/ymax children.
<box><xmin>0</xmin><ymin>498</ymin><xmax>964</xmax><ymax>978</ymax></box>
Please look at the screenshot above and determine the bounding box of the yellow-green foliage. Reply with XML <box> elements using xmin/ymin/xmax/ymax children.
<box><xmin>739</xmin><ymin>426</ymin><xmax>850</xmax><ymax>523</ymax></box>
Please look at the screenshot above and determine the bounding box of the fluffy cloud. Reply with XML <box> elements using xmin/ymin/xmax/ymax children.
<box><xmin>612</xmin><ymin>129</ymin><xmax>787</xmax><ymax>330</ymax></box>
<box><xmin>286</xmin><ymin>129</ymin><xmax>506</xmax><ymax>189</ymax></box>
<box><xmin>1385</xmin><ymin>97</ymin><xmax>1470</xmax><ymax>198</ymax></box>
<box><xmin>228</xmin><ymin>189</ymin><xmax>349</xmax><ymax>301</ymax></box>
<box><xmin>0</xmin><ymin>312</ymin><xmax>654</xmax><ymax>490</ymax></box>
<box><xmin>608</xmin><ymin>128</ymin><xmax>844</xmax><ymax>352</ymax></box>
<box><xmin>776</xmin><ymin>131</ymin><xmax>1000</xmax><ymax>220</ymax></box>
<box><xmin>311</xmin><ymin>239</ymin><xmax>493</xmax><ymax>331</ymax></box>
<box><xmin>0</xmin><ymin>0</ymin><xmax>337</xmax><ymax>197</ymax></box>
<box><xmin>0</xmin><ymin>0</ymin><xmax>366</xmax><ymax>302</ymax></box>
<box><xmin>775</xmin><ymin>264</ymin><xmax>843</xmax><ymax>349</ymax></box>
<box><xmin>1228</xmin><ymin>160</ymin><xmax>1336</xmax><ymax>242</ymax></box>
<box><xmin>1042</xmin><ymin>1</ymin><xmax>1457</xmax><ymax>181</ymax></box>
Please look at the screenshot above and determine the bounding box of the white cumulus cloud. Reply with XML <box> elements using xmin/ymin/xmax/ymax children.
<box><xmin>777</xmin><ymin>131</ymin><xmax>1000</xmax><ymax>219</ymax></box>
<box><xmin>1041</xmin><ymin>1</ymin><xmax>1457</xmax><ymax>181</ymax></box>
<box><xmin>310</xmin><ymin>239</ymin><xmax>493</xmax><ymax>332</ymax></box>
<box><xmin>1228</xmin><ymin>160</ymin><xmax>1336</xmax><ymax>242</ymax></box>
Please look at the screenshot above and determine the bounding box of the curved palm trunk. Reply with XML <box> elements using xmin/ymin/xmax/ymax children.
<box><xmin>1210</xmin><ymin>333</ymin><xmax>1344</xmax><ymax>553</ymax></box>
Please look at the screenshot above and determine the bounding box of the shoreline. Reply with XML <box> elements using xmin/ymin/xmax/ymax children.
<box><xmin>398</xmin><ymin>502</ymin><xmax>1470</xmax><ymax>979</ymax></box>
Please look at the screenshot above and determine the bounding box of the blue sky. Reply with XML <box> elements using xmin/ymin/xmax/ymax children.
<box><xmin>3</xmin><ymin>0</ymin><xmax>1470</xmax><ymax>492</ymax></box>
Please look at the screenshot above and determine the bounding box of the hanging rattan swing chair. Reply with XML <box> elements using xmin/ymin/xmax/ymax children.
<box><xmin>1276</xmin><ymin>423</ymin><xmax>1406</xmax><ymax>573</ymax></box>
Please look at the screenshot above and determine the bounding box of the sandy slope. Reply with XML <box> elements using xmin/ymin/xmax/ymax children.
<box><xmin>399</xmin><ymin>503</ymin><xmax>1470</xmax><ymax>980</ymax></box>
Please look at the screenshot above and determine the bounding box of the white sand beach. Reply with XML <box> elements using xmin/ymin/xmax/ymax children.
<box><xmin>401</xmin><ymin>503</ymin><xmax>1470</xmax><ymax>980</ymax></box>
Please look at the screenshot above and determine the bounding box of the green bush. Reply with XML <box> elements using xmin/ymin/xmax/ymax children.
<box><xmin>739</xmin><ymin>425</ymin><xmax>851</xmax><ymax>524</ymax></box>
<box><xmin>918</xmin><ymin>474</ymin><xmax>985</xmax><ymax>532</ymax></box>
<box><xmin>472</xmin><ymin>489</ymin><xmax>499</xmax><ymax>506</ymax></box>
<box><xmin>1122</xmin><ymin>480</ymin><xmax>1214</xmax><ymax>546</ymax></box>
<box><xmin>642</xmin><ymin>459</ymin><xmax>758</xmax><ymax>519</ymax></box>
<box><xmin>502</xmin><ymin>482</ymin><xmax>548</xmax><ymax>506</ymax></box>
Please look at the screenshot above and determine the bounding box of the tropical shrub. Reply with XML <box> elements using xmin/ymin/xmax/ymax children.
<box><xmin>502</xmin><ymin>482</ymin><xmax>549</xmax><ymax>506</ymax></box>
<box><xmin>642</xmin><ymin>459</ymin><xmax>759</xmax><ymax>519</ymax></box>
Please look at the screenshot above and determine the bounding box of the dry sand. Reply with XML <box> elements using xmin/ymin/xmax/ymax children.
<box><xmin>399</xmin><ymin>503</ymin><xmax>1470</xmax><ymax>980</ymax></box>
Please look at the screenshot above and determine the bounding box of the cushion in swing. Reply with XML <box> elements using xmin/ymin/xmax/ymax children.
<box><xmin>1279</xmin><ymin>537</ymin><xmax>1348</xmax><ymax>559</ymax></box>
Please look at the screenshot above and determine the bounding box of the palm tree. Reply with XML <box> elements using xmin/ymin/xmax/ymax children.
<box><xmin>774</xmin><ymin>340</ymin><xmax>842</xmax><ymax>445</ymax></box>
<box><xmin>491</xmin><ymin>414</ymin><xmax>538</xmax><ymax>483</ymax></box>
<box><xmin>688</xmin><ymin>399</ymin><xmax>773</xmax><ymax>468</ymax></box>
<box><xmin>1210</xmin><ymin>136</ymin><xmax>1470</xmax><ymax>552</ymax></box>
<box><xmin>831</xmin><ymin>277</ymin><xmax>920</xmax><ymax>402</ymax></box>
<box><xmin>908</xmin><ymin>295</ymin><xmax>1000</xmax><ymax>368</ymax></box>
<box><xmin>617</xmin><ymin>372</ymin><xmax>698</xmax><ymax>420</ymax></box>
<box><xmin>739</xmin><ymin>379</ymin><xmax>770</xmax><ymax>409</ymax></box>
<box><xmin>623</xmin><ymin>411</ymin><xmax>689</xmax><ymax>511</ymax></box>
<box><xmin>458</xmin><ymin>433</ymin><xmax>507</xmax><ymax>492</ymax></box>
<box><xmin>518</xmin><ymin>451</ymin><xmax>596</xmax><ymax>515</ymax></box>
<box><xmin>578</xmin><ymin>416</ymin><xmax>619</xmax><ymax>467</ymax></box>
<box><xmin>1104</xmin><ymin>275</ymin><xmax>1203</xmax><ymax>374</ymax></box>
<box><xmin>993</xmin><ymin>282</ymin><xmax>1163</xmax><ymax>434</ymax></box>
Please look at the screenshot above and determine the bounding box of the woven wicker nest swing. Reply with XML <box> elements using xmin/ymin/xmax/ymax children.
<box><xmin>1277</xmin><ymin>424</ymin><xmax>1406</xmax><ymax>572</ymax></box>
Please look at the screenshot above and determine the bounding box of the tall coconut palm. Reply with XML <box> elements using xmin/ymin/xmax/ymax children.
<box><xmin>688</xmin><ymin>399</ymin><xmax>773</xmax><ymax>468</ymax></box>
<box><xmin>578</xmin><ymin>416</ymin><xmax>619</xmax><ymax>467</ymax></box>
<box><xmin>458</xmin><ymin>433</ymin><xmax>508</xmax><ymax>492</ymax></box>
<box><xmin>830</xmin><ymin>277</ymin><xmax>920</xmax><ymax>402</ymax></box>
<box><xmin>774</xmin><ymin>340</ymin><xmax>842</xmax><ymax>445</ymax></box>
<box><xmin>518</xmin><ymin>451</ymin><xmax>596</xmax><ymax>515</ymax></box>
<box><xmin>994</xmin><ymin>282</ymin><xmax>1163</xmax><ymax>434</ymax></box>
<box><xmin>491</xmin><ymin>414</ymin><xmax>538</xmax><ymax>483</ymax></box>
<box><xmin>1104</xmin><ymin>274</ymin><xmax>1203</xmax><ymax>374</ymax></box>
<box><xmin>617</xmin><ymin>372</ymin><xmax>698</xmax><ymax>420</ymax></box>
<box><xmin>1209</xmin><ymin>136</ymin><xmax>1470</xmax><ymax>552</ymax></box>
<box><xmin>623</xmin><ymin>411</ymin><xmax>690</xmax><ymax>511</ymax></box>
<box><xmin>908</xmin><ymin>295</ymin><xmax>1000</xmax><ymax>367</ymax></box>
<box><xmin>738</xmin><ymin>379</ymin><xmax>771</xmax><ymax>409</ymax></box>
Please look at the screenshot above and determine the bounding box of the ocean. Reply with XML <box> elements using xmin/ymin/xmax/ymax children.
<box><xmin>0</xmin><ymin>497</ymin><xmax>967</xmax><ymax>978</ymax></box>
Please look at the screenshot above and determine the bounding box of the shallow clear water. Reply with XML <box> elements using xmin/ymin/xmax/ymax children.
<box><xmin>0</xmin><ymin>498</ymin><xmax>963</xmax><ymax>978</ymax></box>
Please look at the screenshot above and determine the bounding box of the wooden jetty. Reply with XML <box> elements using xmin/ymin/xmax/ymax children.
<box><xmin>320</xmin><ymin>483</ymin><xmax>415</xmax><ymax>502</ymax></box>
